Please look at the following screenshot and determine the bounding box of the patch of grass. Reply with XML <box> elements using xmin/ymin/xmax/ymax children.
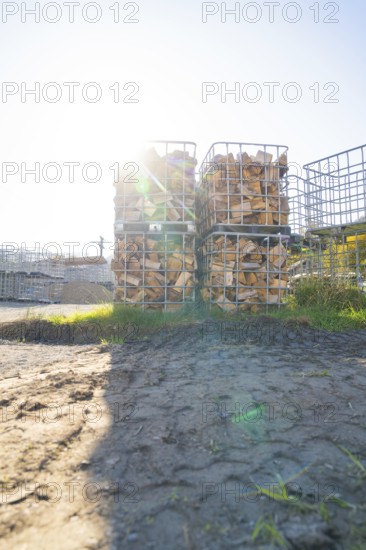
<box><xmin>246</xmin><ymin>466</ymin><xmax>352</xmax><ymax>517</ymax></box>
<box><xmin>48</xmin><ymin>303</ymin><xmax>204</xmax><ymax>330</ymax></box>
<box><xmin>25</xmin><ymin>308</ymin><xmax>43</xmax><ymax>320</ymax></box>
<box><xmin>338</xmin><ymin>446</ymin><xmax>366</xmax><ymax>477</ymax></box>
<box><xmin>292</xmin><ymin>277</ymin><xmax>366</xmax><ymax>311</ymax></box>
<box><xmin>208</xmin><ymin>439</ymin><xmax>221</xmax><ymax>454</ymax></box>
<box><xmin>300</xmin><ymin>370</ymin><xmax>331</xmax><ymax>378</ymax></box>
<box><xmin>169</xmin><ymin>488</ymin><xmax>179</xmax><ymax>502</ymax></box>
<box><xmin>251</xmin><ymin>515</ymin><xmax>287</xmax><ymax>548</ymax></box>
<box><xmin>319</xmin><ymin>502</ymin><xmax>330</xmax><ymax>522</ymax></box>
<box><xmin>33</xmin><ymin>288</ymin><xmax>366</xmax><ymax>339</ymax></box>
<box><xmin>269</xmin><ymin>304</ymin><xmax>366</xmax><ymax>332</ymax></box>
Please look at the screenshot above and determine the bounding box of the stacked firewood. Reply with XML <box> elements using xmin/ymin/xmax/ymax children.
<box><xmin>114</xmin><ymin>147</ymin><xmax>197</xmax><ymax>223</ymax></box>
<box><xmin>200</xmin><ymin>150</ymin><xmax>289</xmax><ymax>230</ymax></box>
<box><xmin>201</xmin><ymin>234</ymin><xmax>288</xmax><ymax>312</ymax></box>
<box><xmin>112</xmin><ymin>234</ymin><xmax>197</xmax><ymax>310</ymax></box>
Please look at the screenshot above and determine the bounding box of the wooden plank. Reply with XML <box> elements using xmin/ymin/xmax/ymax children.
<box><xmin>166</xmin><ymin>201</ymin><xmax>181</xmax><ymax>221</ymax></box>
<box><xmin>119</xmin><ymin>274</ymin><xmax>141</xmax><ymax>287</ymax></box>
<box><xmin>142</xmin><ymin>258</ymin><xmax>161</xmax><ymax>270</ymax></box>
<box><xmin>246</xmin><ymin>272</ymin><xmax>258</xmax><ymax>285</ymax></box>
<box><xmin>255</xmin><ymin>150</ymin><xmax>273</xmax><ymax>164</ymax></box>
<box><xmin>269</xmin><ymin>244</ymin><xmax>287</xmax><ymax>267</ymax></box>
<box><xmin>215</xmin><ymin>295</ymin><xmax>236</xmax><ymax>312</ymax></box>
<box><xmin>240</xmin><ymin>262</ymin><xmax>261</xmax><ymax>270</ymax></box>
<box><xmin>247</xmin><ymin>180</ymin><xmax>262</xmax><ymax>195</ymax></box>
<box><xmin>174</xmin><ymin>271</ymin><xmax>192</xmax><ymax>292</ymax></box>
<box><xmin>237</xmin><ymin>289</ymin><xmax>258</xmax><ymax>301</ymax></box>
<box><xmin>250</xmin><ymin>197</ymin><xmax>266</xmax><ymax>210</ymax></box>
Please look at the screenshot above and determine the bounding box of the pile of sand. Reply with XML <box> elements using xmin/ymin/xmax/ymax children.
<box><xmin>59</xmin><ymin>282</ymin><xmax>113</xmax><ymax>304</ymax></box>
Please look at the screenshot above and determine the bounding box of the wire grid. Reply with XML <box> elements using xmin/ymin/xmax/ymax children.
<box><xmin>303</xmin><ymin>144</ymin><xmax>366</xmax><ymax>231</ymax></box>
<box><xmin>0</xmin><ymin>247</ymin><xmax>64</xmax><ymax>279</ymax></box>
<box><xmin>64</xmin><ymin>263</ymin><xmax>114</xmax><ymax>284</ymax></box>
<box><xmin>198</xmin><ymin>142</ymin><xmax>289</xmax><ymax>235</ymax></box>
<box><xmin>114</xmin><ymin>141</ymin><xmax>197</xmax><ymax>226</ymax></box>
<box><xmin>113</xmin><ymin>231</ymin><xmax>197</xmax><ymax>311</ymax></box>
<box><xmin>288</xmin><ymin>231</ymin><xmax>366</xmax><ymax>289</ymax></box>
<box><xmin>286</xmin><ymin>175</ymin><xmax>308</xmax><ymax>236</ymax></box>
<box><xmin>0</xmin><ymin>247</ymin><xmax>65</xmax><ymax>302</ymax></box>
<box><xmin>0</xmin><ymin>273</ymin><xmax>64</xmax><ymax>302</ymax></box>
<box><xmin>199</xmin><ymin>232</ymin><xmax>289</xmax><ymax>312</ymax></box>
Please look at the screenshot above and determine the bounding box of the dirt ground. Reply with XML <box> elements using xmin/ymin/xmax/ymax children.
<box><xmin>1</xmin><ymin>314</ymin><xmax>366</xmax><ymax>549</ymax></box>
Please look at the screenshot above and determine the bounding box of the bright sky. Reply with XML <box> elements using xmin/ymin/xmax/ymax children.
<box><xmin>0</xmin><ymin>0</ymin><xmax>365</xmax><ymax>256</ymax></box>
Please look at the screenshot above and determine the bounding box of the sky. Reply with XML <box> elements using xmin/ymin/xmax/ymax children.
<box><xmin>0</xmin><ymin>0</ymin><xmax>365</xmax><ymax>257</ymax></box>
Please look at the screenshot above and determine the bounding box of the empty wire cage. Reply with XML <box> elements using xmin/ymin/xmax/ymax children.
<box><xmin>303</xmin><ymin>144</ymin><xmax>366</xmax><ymax>233</ymax></box>
<box><xmin>287</xmin><ymin>175</ymin><xmax>308</xmax><ymax>236</ymax></box>
<box><xmin>287</xmin><ymin>230</ymin><xmax>366</xmax><ymax>291</ymax></box>
<box><xmin>114</xmin><ymin>141</ymin><xmax>197</xmax><ymax>230</ymax></box>
<box><xmin>198</xmin><ymin>142</ymin><xmax>290</xmax><ymax>235</ymax></box>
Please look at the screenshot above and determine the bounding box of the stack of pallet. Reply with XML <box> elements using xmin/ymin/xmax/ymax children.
<box><xmin>0</xmin><ymin>247</ymin><xmax>65</xmax><ymax>303</ymax></box>
<box><xmin>112</xmin><ymin>142</ymin><xmax>198</xmax><ymax>311</ymax></box>
<box><xmin>198</xmin><ymin>142</ymin><xmax>290</xmax><ymax>312</ymax></box>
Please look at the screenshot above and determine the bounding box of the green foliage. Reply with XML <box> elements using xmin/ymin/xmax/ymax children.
<box><xmin>39</xmin><ymin>285</ymin><xmax>366</xmax><ymax>337</ymax></box>
<box><xmin>292</xmin><ymin>277</ymin><xmax>366</xmax><ymax>311</ymax></box>
<box><xmin>251</xmin><ymin>515</ymin><xmax>287</xmax><ymax>547</ymax></box>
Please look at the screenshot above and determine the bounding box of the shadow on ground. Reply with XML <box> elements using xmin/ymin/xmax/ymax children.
<box><xmin>87</xmin><ymin>320</ymin><xmax>366</xmax><ymax>549</ymax></box>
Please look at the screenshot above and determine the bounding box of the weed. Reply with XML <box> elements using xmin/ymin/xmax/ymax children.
<box><xmin>170</xmin><ymin>488</ymin><xmax>179</xmax><ymax>502</ymax></box>
<box><xmin>251</xmin><ymin>515</ymin><xmax>287</xmax><ymax>547</ymax></box>
<box><xmin>208</xmin><ymin>439</ymin><xmax>221</xmax><ymax>454</ymax></box>
<box><xmin>301</xmin><ymin>370</ymin><xmax>331</xmax><ymax>378</ymax></box>
<box><xmin>338</xmin><ymin>446</ymin><xmax>366</xmax><ymax>477</ymax></box>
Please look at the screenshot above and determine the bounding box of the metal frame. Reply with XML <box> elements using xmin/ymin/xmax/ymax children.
<box><xmin>287</xmin><ymin>230</ymin><xmax>366</xmax><ymax>292</ymax></box>
<box><xmin>303</xmin><ymin>144</ymin><xmax>366</xmax><ymax>233</ymax></box>
<box><xmin>114</xmin><ymin>140</ymin><xmax>197</xmax><ymax>225</ymax></box>
<box><xmin>200</xmin><ymin>231</ymin><xmax>289</xmax><ymax>312</ymax></box>
<box><xmin>198</xmin><ymin>142</ymin><xmax>290</xmax><ymax>236</ymax></box>
<box><xmin>113</xmin><ymin>230</ymin><xmax>197</xmax><ymax>311</ymax></box>
<box><xmin>0</xmin><ymin>247</ymin><xmax>65</xmax><ymax>303</ymax></box>
<box><xmin>64</xmin><ymin>264</ymin><xmax>114</xmax><ymax>285</ymax></box>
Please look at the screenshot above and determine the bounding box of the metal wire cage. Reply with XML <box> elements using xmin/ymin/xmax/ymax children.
<box><xmin>286</xmin><ymin>175</ymin><xmax>308</xmax><ymax>237</ymax></box>
<box><xmin>113</xmin><ymin>231</ymin><xmax>197</xmax><ymax>311</ymax></box>
<box><xmin>287</xmin><ymin>230</ymin><xmax>366</xmax><ymax>292</ymax></box>
<box><xmin>0</xmin><ymin>247</ymin><xmax>65</xmax><ymax>302</ymax></box>
<box><xmin>114</xmin><ymin>140</ymin><xmax>197</xmax><ymax>230</ymax></box>
<box><xmin>199</xmin><ymin>231</ymin><xmax>289</xmax><ymax>312</ymax></box>
<box><xmin>303</xmin><ymin>144</ymin><xmax>366</xmax><ymax>233</ymax></box>
<box><xmin>198</xmin><ymin>142</ymin><xmax>290</xmax><ymax>236</ymax></box>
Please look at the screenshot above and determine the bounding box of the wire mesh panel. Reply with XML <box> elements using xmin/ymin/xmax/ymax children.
<box><xmin>0</xmin><ymin>247</ymin><xmax>65</xmax><ymax>302</ymax></box>
<box><xmin>112</xmin><ymin>231</ymin><xmax>197</xmax><ymax>311</ymax></box>
<box><xmin>0</xmin><ymin>273</ymin><xmax>17</xmax><ymax>300</ymax></box>
<box><xmin>0</xmin><ymin>248</ymin><xmax>64</xmax><ymax>278</ymax></box>
<box><xmin>64</xmin><ymin>264</ymin><xmax>114</xmax><ymax>285</ymax></box>
<box><xmin>0</xmin><ymin>273</ymin><xmax>64</xmax><ymax>302</ymax></box>
<box><xmin>198</xmin><ymin>142</ymin><xmax>289</xmax><ymax>235</ymax></box>
<box><xmin>114</xmin><ymin>141</ymin><xmax>197</xmax><ymax>230</ymax></box>
<box><xmin>200</xmin><ymin>232</ymin><xmax>289</xmax><ymax>312</ymax></box>
<box><xmin>303</xmin><ymin>144</ymin><xmax>366</xmax><ymax>232</ymax></box>
<box><xmin>287</xmin><ymin>175</ymin><xmax>308</xmax><ymax>237</ymax></box>
<box><xmin>288</xmin><ymin>231</ymin><xmax>366</xmax><ymax>290</ymax></box>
